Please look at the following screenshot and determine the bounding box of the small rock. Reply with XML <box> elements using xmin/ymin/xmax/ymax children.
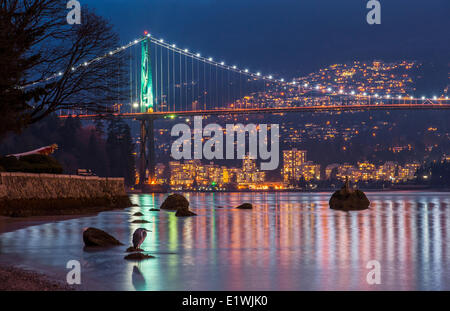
<box><xmin>124</xmin><ymin>253</ymin><xmax>155</xmax><ymax>261</ymax></box>
<box><xmin>236</xmin><ymin>203</ymin><xmax>253</xmax><ymax>209</ymax></box>
<box><xmin>82</xmin><ymin>227</ymin><xmax>123</xmax><ymax>247</ymax></box>
<box><xmin>175</xmin><ymin>208</ymin><xmax>197</xmax><ymax>217</ymax></box>
<box><xmin>131</xmin><ymin>219</ymin><xmax>150</xmax><ymax>224</ymax></box>
<box><xmin>133</xmin><ymin>212</ymin><xmax>144</xmax><ymax>216</ymax></box>
<box><xmin>149</xmin><ymin>208</ymin><xmax>160</xmax><ymax>211</ymax></box>
<box><xmin>126</xmin><ymin>246</ymin><xmax>144</xmax><ymax>252</ymax></box>
<box><xmin>329</xmin><ymin>179</ymin><xmax>370</xmax><ymax>211</ymax></box>
<box><xmin>160</xmin><ymin>194</ymin><xmax>189</xmax><ymax>211</ymax></box>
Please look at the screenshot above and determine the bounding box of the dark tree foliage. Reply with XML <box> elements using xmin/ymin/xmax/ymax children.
<box><xmin>416</xmin><ymin>161</ymin><xmax>450</xmax><ymax>186</ymax></box>
<box><xmin>0</xmin><ymin>115</ymin><xmax>136</xmax><ymax>186</ymax></box>
<box><xmin>0</xmin><ymin>0</ymin><xmax>126</xmax><ymax>139</ymax></box>
<box><xmin>106</xmin><ymin>117</ymin><xmax>136</xmax><ymax>186</ymax></box>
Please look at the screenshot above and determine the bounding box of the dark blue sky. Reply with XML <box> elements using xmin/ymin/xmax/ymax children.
<box><xmin>84</xmin><ymin>0</ymin><xmax>449</xmax><ymax>77</ymax></box>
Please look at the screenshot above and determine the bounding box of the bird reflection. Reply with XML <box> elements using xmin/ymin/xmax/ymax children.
<box><xmin>131</xmin><ymin>265</ymin><xmax>147</xmax><ymax>291</ymax></box>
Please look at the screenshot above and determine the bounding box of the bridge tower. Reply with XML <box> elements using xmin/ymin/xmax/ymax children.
<box><xmin>138</xmin><ymin>38</ymin><xmax>156</xmax><ymax>188</ymax></box>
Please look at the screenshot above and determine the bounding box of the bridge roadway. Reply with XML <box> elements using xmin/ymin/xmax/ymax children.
<box><xmin>64</xmin><ymin>103</ymin><xmax>450</xmax><ymax>120</ymax></box>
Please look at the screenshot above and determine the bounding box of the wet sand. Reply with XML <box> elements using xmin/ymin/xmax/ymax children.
<box><xmin>0</xmin><ymin>214</ymin><xmax>92</xmax><ymax>234</ymax></box>
<box><xmin>0</xmin><ymin>214</ymin><xmax>95</xmax><ymax>291</ymax></box>
<box><xmin>0</xmin><ymin>264</ymin><xmax>72</xmax><ymax>291</ymax></box>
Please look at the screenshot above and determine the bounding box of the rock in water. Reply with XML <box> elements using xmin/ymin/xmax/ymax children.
<box><xmin>175</xmin><ymin>207</ymin><xmax>197</xmax><ymax>217</ymax></box>
<box><xmin>149</xmin><ymin>208</ymin><xmax>160</xmax><ymax>211</ymax></box>
<box><xmin>236</xmin><ymin>203</ymin><xmax>253</xmax><ymax>209</ymax></box>
<box><xmin>329</xmin><ymin>179</ymin><xmax>370</xmax><ymax>211</ymax></box>
<box><xmin>124</xmin><ymin>253</ymin><xmax>155</xmax><ymax>261</ymax></box>
<box><xmin>133</xmin><ymin>212</ymin><xmax>144</xmax><ymax>216</ymax></box>
<box><xmin>83</xmin><ymin>227</ymin><xmax>123</xmax><ymax>247</ymax></box>
<box><xmin>131</xmin><ymin>219</ymin><xmax>150</xmax><ymax>224</ymax></box>
<box><xmin>126</xmin><ymin>246</ymin><xmax>144</xmax><ymax>252</ymax></box>
<box><xmin>160</xmin><ymin>194</ymin><xmax>189</xmax><ymax>210</ymax></box>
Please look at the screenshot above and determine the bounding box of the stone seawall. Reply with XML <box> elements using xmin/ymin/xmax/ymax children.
<box><xmin>0</xmin><ymin>173</ymin><xmax>131</xmax><ymax>217</ymax></box>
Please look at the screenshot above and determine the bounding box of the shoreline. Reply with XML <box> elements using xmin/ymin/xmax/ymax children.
<box><xmin>0</xmin><ymin>264</ymin><xmax>73</xmax><ymax>291</ymax></box>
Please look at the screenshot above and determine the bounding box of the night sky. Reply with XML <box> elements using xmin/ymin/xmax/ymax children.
<box><xmin>84</xmin><ymin>0</ymin><xmax>449</xmax><ymax>78</ymax></box>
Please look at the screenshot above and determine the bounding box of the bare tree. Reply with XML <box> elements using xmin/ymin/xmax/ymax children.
<box><xmin>0</xmin><ymin>0</ymin><xmax>127</xmax><ymax>138</ymax></box>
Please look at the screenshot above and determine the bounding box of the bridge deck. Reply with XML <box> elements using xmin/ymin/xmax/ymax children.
<box><xmin>62</xmin><ymin>103</ymin><xmax>450</xmax><ymax>120</ymax></box>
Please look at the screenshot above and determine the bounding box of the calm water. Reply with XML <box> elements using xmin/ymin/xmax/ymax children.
<box><xmin>0</xmin><ymin>192</ymin><xmax>449</xmax><ymax>290</ymax></box>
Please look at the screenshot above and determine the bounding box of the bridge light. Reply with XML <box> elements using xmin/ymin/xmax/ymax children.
<box><xmin>184</xmin><ymin>49</ymin><xmax>189</xmax><ymax>53</ymax></box>
<box><xmin>421</xmin><ymin>96</ymin><xmax>425</xmax><ymax>100</ymax></box>
<box><xmin>339</xmin><ymin>89</ymin><xmax>344</xmax><ymax>94</ymax></box>
<box><xmin>134</xmin><ymin>40</ymin><xmax>138</xmax><ymax>44</ymax></box>
<box><xmin>280</xmin><ymin>78</ymin><xmax>284</xmax><ymax>82</ymax></box>
<box><xmin>83</xmin><ymin>62</ymin><xmax>88</xmax><ymax>66</ymax></box>
<box><xmin>304</xmin><ymin>83</ymin><xmax>309</xmax><ymax>88</ymax></box>
<box><xmin>196</xmin><ymin>53</ymin><xmax>201</xmax><ymax>57</ymax></box>
<box><xmin>220</xmin><ymin>61</ymin><xmax>225</xmax><ymax>65</ymax></box>
<box><xmin>160</xmin><ymin>39</ymin><xmax>164</xmax><ymax>43</ymax></box>
<box><xmin>292</xmin><ymin>81</ymin><xmax>296</xmax><ymax>85</ymax></box>
<box><xmin>232</xmin><ymin>65</ymin><xmax>237</xmax><ymax>69</ymax></box>
<box><xmin>433</xmin><ymin>96</ymin><xmax>437</xmax><ymax>100</ymax></box>
<box><xmin>327</xmin><ymin>88</ymin><xmax>332</xmax><ymax>92</ymax></box>
<box><xmin>398</xmin><ymin>95</ymin><xmax>402</xmax><ymax>99</ymax></box>
<box><xmin>244</xmin><ymin>69</ymin><xmax>249</xmax><ymax>73</ymax></box>
<box><xmin>315</xmin><ymin>85</ymin><xmax>320</xmax><ymax>90</ymax></box>
<box><xmin>446</xmin><ymin>96</ymin><xmax>449</xmax><ymax>100</ymax></box>
<box><xmin>256</xmin><ymin>72</ymin><xmax>261</xmax><ymax>76</ymax></box>
<box><xmin>172</xmin><ymin>44</ymin><xmax>176</xmax><ymax>48</ymax></box>
<box><xmin>208</xmin><ymin>57</ymin><xmax>213</xmax><ymax>61</ymax></box>
<box><xmin>71</xmin><ymin>67</ymin><xmax>75</xmax><ymax>71</ymax></box>
<box><xmin>374</xmin><ymin>94</ymin><xmax>379</xmax><ymax>98</ymax></box>
<box><xmin>133</xmin><ymin>102</ymin><xmax>139</xmax><ymax>108</ymax></box>
<box><xmin>350</xmin><ymin>91</ymin><xmax>355</xmax><ymax>95</ymax></box>
<box><xmin>363</xmin><ymin>92</ymin><xmax>367</xmax><ymax>96</ymax></box>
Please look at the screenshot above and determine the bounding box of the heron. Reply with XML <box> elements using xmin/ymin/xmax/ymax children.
<box><xmin>132</xmin><ymin>228</ymin><xmax>150</xmax><ymax>250</ymax></box>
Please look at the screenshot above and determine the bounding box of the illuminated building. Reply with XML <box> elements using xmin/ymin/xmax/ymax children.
<box><xmin>155</xmin><ymin>163</ymin><xmax>166</xmax><ymax>184</ymax></box>
<box><xmin>300</xmin><ymin>161</ymin><xmax>321</xmax><ymax>181</ymax></box>
<box><xmin>282</xmin><ymin>149</ymin><xmax>307</xmax><ymax>182</ymax></box>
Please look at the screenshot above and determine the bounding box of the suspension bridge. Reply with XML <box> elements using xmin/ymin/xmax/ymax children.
<box><xmin>38</xmin><ymin>32</ymin><xmax>450</xmax><ymax>188</ymax></box>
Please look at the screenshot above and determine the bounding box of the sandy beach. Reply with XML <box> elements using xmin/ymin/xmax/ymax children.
<box><xmin>0</xmin><ymin>264</ymin><xmax>72</xmax><ymax>291</ymax></box>
<box><xmin>0</xmin><ymin>214</ymin><xmax>91</xmax><ymax>291</ymax></box>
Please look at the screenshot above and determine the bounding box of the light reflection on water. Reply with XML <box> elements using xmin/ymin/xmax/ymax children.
<box><xmin>0</xmin><ymin>192</ymin><xmax>449</xmax><ymax>290</ymax></box>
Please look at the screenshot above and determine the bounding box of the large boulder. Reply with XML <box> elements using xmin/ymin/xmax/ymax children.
<box><xmin>329</xmin><ymin>189</ymin><xmax>370</xmax><ymax>211</ymax></box>
<box><xmin>124</xmin><ymin>253</ymin><xmax>155</xmax><ymax>261</ymax></box>
<box><xmin>236</xmin><ymin>203</ymin><xmax>253</xmax><ymax>210</ymax></box>
<box><xmin>160</xmin><ymin>194</ymin><xmax>189</xmax><ymax>211</ymax></box>
<box><xmin>82</xmin><ymin>227</ymin><xmax>123</xmax><ymax>247</ymax></box>
<box><xmin>175</xmin><ymin>207</ymin><xmax>197</xmax><ymax>217</ymax></box>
